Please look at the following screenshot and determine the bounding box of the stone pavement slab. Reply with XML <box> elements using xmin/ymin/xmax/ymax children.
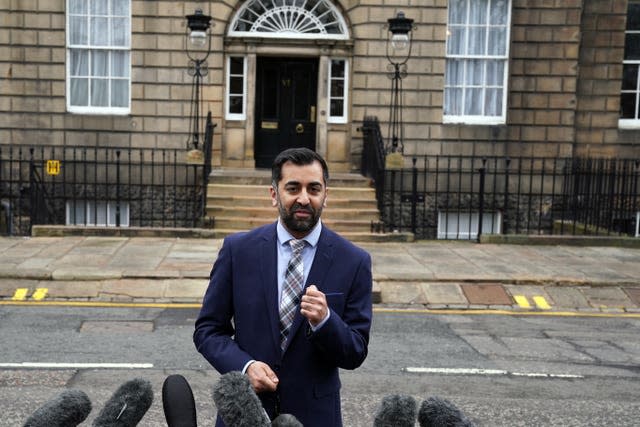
<box><xmin>625</xmin><ymin>288</ymin><xmax>640</xmax><ymax>306</ymax></box>
<box><xmin>460</xmin><ymin>283</ymin><xmax>512</xmax><ymax>305</ymax></box>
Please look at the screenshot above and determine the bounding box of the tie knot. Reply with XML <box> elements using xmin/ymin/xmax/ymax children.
<box><xmin>289</xmin><ymin>239</ymin><xmax>305</xmax><ymax>255</ymax></box>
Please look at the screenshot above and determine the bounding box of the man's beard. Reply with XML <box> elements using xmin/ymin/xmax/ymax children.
<box><xmin>278</xmin><ymin>201</ymin><xmax>323</xmax><ymax>234</ymax></box>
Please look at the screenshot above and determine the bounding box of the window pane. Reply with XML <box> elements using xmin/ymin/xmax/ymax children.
<box><xmin>112</xmin><ymin>0</ymin><xmax>129</xmax><ymax>16</ymax></box>
<box><xmin>490</xmin><ymin>0</ymin><xmax>508</xmax><ymax>25</ymax></box>
<box><xmin>447</xmin><ymin>26</ymin><xmax>465</xmax><ymax>55</ymax></box>
<box><xmin>70</xmin><ymin>78</ymin><xmax>88</xmax><ymax>106</ymax></box>
<box><xmin>69</xmin><ymin>16</ymin><xmax>88</xmax><ymax>45</ymax></box>
<box><xmin>469</xmin><ymin>0</ymin><xmax>488</xmax><ymax>24</ymax></box>
<box><xmin>330</xmin><ymin>99</ymin><xmax>344</xmax><ymax>117</ymax></box>
<box><xmin>111</xmin><ymin>80</ymin><xmax>128</xmax><ymax>107</ymax></box>
<box><xmin>330</xmin><ymin>79</ymin><xmax>344</xmax><ymax>97</ymax></box>
<box><xmin>91</xmin><ymin>0</ymin><xmax>108</xmax><ymax>15</ymax></box>
<box><xmin>485</xmin><ymin>60</ymin><xmax>503</xmax><ymax>86</ymax></box>
<box><xmin>111</xmin><ymin>51</ymin><xmax>129</xmax><ymax>77</ymax></box>
<box><xmin>444</xmin><ymin>87</ymin><xmax>463</xmax><ymax>115</ymax></box>
<box><xmin>627</xmin><ymin>3</ymin><xmax>640</xmax><ymax>30</ymax></box>
<box><xmin>91</xmin><ymin>17</ymin><xmax>109</xmax><ymax>45</ymax></box>
<box><xmin>620</xmin><ymin>93</ymin><xmax>637</xmax><ymax>118</ymax></box>
<box><xmin>488</xmin><ymin>28</ymin><xmax>506</xmax><ymax>55</ymax></box>
<box><xmin>92</xmin><ymin>51</ymin><xmax>109</xmax><ymax>76</ymax></box>
<box><xmin>449</xmin><ymin>0</ymin><xmax>467</xmax><ymax>24</ymax></box>
<box><xmin>229</xmin><ymin>96</ymin><xmax>243</xmax><ymax>114</ymax></box>
<box><xmin>464</xmin><ymin>88</ymin><xmax>483</xmax><ymax>115</ymax></box>
<box><xmin>111</xmin><ymin>17</ymin><xmax>129</xmax><ymax>46</ymax></box>
<box><xmin>622</xmin><ymin>64</ymin><xmax>638</xmax><ymax>91</ymax></box>
<box><xmin>624</xmin><ymin>33</ymin><xmax>640</xmax><ymax>59</ymax></box>
<box><xmin>230</xmin><ymin>57</ymin><xmax>244</xmax><ymax>74</ymax></box>
<box><xmin>331</xmin><ymin>60</ymin><xmax>345</xmax><ymax>77</ymax></box>
<box><xmin>91</xmin><ymin>79</ymin><xmax>109</xmax><ymax>106</ymax></box>
<box><xmin>230</xmin><ymin>76</ymin><xmax>243</xmax><ymax>94</ymax></box>
<box><xmin>69</xmin><ymin>0</ymin><xmax>87</xmax><ymax>14</ymax></box>
<box><xmin>485</xmin><ymin>88</ymin><xmax>502</xmax><ymax>116</ymax></box>
<box><xmin>468</xmin><ymin>27</ymin><xmax>487</xmax><ymax>55</ymax></box>
<box><xmin>445</xmin><ymin>59</ymin><xmax>464</xmax><ymax>86</ymax></box>
<box><xmin>70</xmin><ymin>49</ymin><xmax>89</xmax><ymax>76</ymax></box>
<box><xmin>468</xmin><ymin>60</ymin><xmax>484</xmax><ymax>85</ymax></box>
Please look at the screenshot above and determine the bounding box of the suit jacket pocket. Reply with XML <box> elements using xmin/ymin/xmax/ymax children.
<box><xmin>325</xmin><ymin>293</ymin><xmax>345</xmax><ymax>315</ymax></box>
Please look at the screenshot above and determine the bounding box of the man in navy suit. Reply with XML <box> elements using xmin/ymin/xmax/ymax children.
<box><xmin>194</xmin><ymin>148</ymin><xmax>372</xmax><ymax>426</ymax></box>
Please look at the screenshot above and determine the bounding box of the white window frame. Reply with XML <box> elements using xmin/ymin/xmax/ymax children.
<box><xmin>327</xmin><ymin>58</ymin><xmax>348</xmax><ymax>124</ymax></box>
<box><xmin>66</xmin><ymin>0</ymin><xmax>131</xmax><ymax>115</ymax></box>
<box><xmin>225</xmin><ymin>56</ymin><xmax>247</xmax><ymax>121</ymax></box>
<box><xmin>636</xmin><ymin>211</ymin><xmax>640</xmax><ymax>237</ymax></box>
<box><xmin>437</xmin><ymin>210</ymin><xmax>502</xmax><ymax>239</ymax></box>
<box><xmin>619</xmin><ymin>1</ymin><xmax>640</xmax><ymax>129</ymax></box>
<box><xmin>443</xmin><ymin>0</ymin><xmax>511</xmax><ymax>125</ymax></box>
<box><xmin>66</xmin><ymin>200</ymin><xmax>130</xmax><ymax>227</ymax></box>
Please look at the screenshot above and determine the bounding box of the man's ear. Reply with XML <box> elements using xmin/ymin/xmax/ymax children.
<box><xmin>269</xmin><ymin>186</ymin><xmax>278</xmax><ymax>207</ymax></box>
<box><xmin>323</xmin><ymin>188</ymin><xmax>328</xmax><ymax>208</ymax></box>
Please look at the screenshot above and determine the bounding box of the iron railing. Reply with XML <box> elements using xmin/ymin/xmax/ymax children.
<box><xmin>0</xmin><ymin>144</ymin><xmax>209</xmax><ymax>236</ymax></box>
<box><xmin>361</xmin><ymin>117</ymin><xmax>640</xmax><ymax>240</ymax></box>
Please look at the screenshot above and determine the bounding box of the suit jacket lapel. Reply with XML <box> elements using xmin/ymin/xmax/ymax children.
<box><xmin>259</xmin><ymin>224</ymin><xmax>281</xmax><ymax>352</ymax></box>
<box><xmin>284</xmin><ymin>228</ymin><xmax>334</xmax><ymax>352</ymax></box>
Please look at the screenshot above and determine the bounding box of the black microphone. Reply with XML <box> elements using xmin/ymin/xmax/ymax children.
<box><xmin>212</xmin><ymin>371</ymin><xmax>270</xmax><ymax>427</ymax></box>
<box><xmin>92</xmin><ymin>378</ymin><xmax>153</xmax><ymax>427</ymax></box>
<box><xmin>162</xmin><ymin>374</ymin><xmax>198</xmax><ymax>427</ymax></box>
<box><xmin>373</xmin><ymin>394</ymin><xmax>418</xmax><ymax>427</ymax></box>
<box><xmin>271</xmin><ymin>413</ymin><xmax>303</xmax><ymax>427</ymax></box>
<box><xmin>418</xmin><ymin>396</ymin><xmax>475</xmax><ymax>427</ymax></box>
<box><xmin>23</xmin><ymin>389</ymin><xmax>92</xmax><ymax>427</ymax></box>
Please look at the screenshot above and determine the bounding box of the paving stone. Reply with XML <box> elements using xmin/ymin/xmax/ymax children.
<box><xmin>420</xmin><ymin>282</ymin><xmax>467</xmax><ymax>304</ymax></box>
<box><xmin>624</xmin><ymin>287</ymin><xmax>640</xmax><ymax>305</ymax></box>
<box><xmin>545</xmin><ymin>286</ymin><xmax>590</xmax><ymax>309</ymax></box>
<box><xmin>378</xmin><ymin>281</ymin><xmax>425</xmax><ymax>304</ymax></box>
<box><xmin>582</xmin><ymin>287</ymin><xmax>635</xmax><ymax>308</ymax></box>
<box><xmin>461</xmin><ymin>283</ymin><xmax>512</xmax><ymax>305</ymax></box>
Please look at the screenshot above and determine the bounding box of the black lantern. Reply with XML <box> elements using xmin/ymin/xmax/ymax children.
<box><xmin>185</xmin><ymin>9</ymin><xmax>212</xmax><ymax>151</ymax></box>
<box><xmin>386</xmin><ymin>11</ymin><xmax>414</xmax><ymax>154</ymax></box>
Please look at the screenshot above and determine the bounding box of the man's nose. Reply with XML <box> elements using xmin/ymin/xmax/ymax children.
<box><xmin>296</xmin><ymin>190</ymin><xmax>310</xmax><ymax>205</ymax></box>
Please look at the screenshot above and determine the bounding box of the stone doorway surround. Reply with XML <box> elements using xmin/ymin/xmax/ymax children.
<box><xmin>219</xmin><ymin>0</ymin><xmax>355</xmax><ymax>173</ymax></box>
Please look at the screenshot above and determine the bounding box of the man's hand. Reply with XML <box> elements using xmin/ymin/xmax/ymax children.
<box><xmin>300</xmin><ymin>285</ymin><xmax>328</xmax><ymax>327</ymax></box>
<box><xmin>246</xmin><ymin>361</ymin><xmax>279</xmax><ymax>393</ymax></box>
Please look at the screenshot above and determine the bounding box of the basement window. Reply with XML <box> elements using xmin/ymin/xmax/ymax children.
<box><xmin>66</xmin><ymin>200</ymin><xmax>129</xmax><ymax>226</ymax></box>
<box><xmin>437</xmin><ymin>211</ymin><xmax>502</xmax><ymax>240</ymax></box>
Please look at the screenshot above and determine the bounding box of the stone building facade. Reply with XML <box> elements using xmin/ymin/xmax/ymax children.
<box><xmin>1</xmin><ymin>0</ymin><xmax>639</xmax><ymax>176</ymax></box>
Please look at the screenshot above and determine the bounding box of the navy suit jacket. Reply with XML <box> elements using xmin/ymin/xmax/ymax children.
<box><xmin>194</xmin><ymin>222</ymin><xmax>372</xmax><ymax>427</ymax></box>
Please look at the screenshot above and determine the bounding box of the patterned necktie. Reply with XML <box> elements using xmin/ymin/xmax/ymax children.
<box><xmin>279</xmin><ymin>239</ymin><xmax>305</xmax><ymax>350</ymax></box>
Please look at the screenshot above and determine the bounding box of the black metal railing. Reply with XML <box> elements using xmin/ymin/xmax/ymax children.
<box><xmin>0</xmin><ymin>144</ymin><xmax>209</xmax><ymax>236</ymax></box>
<box><xmin>360</xmin><ymin>117</ymin><xmax>640</xmax><ymax>240</ymax></box>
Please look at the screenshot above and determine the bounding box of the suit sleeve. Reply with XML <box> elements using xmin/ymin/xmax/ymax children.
<box><xmin>193</xmin><ymin>237</ymin><xmax>253</xmax><ymax>373</ymax></box>
<box><xmin>308</xmin><ymin>250</ymin><xmax>372</xmax><ymax>370</ymax></box>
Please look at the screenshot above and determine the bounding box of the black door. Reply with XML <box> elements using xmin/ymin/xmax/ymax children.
<box><xmin>254</xmin><ymin>57</ymin><xmax>318</xmax><ymax>169</ymax></box>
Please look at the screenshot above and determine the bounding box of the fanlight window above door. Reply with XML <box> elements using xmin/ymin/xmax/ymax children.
<box><xmin>229</xmin><ymin>0</ymin><xmax>349</xmax><ymax>39</ymax></box>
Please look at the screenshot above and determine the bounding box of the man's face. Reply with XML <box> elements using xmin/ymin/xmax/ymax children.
<box><xmin>270</xmin><ymin>160</ymin><xmax>328</xmax><ymax>238</ymax></box>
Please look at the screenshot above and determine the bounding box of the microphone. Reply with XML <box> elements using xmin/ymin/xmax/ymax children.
<box><xmin>271</xmin><ymin>413</ymin><xmax>303</xmax><ymax>427</ymax></box>
<box><xmin>92</xmin><ymin>378</ymin><xmax>153</xmax><ymax>427</ymax></box>
<box><xmin>23</xmin><ymin>389</ymin><xmax>92</xmax><ymax>427</ymax></box>
<box><xmin>373</xmin><ymin>394</ymin><xmax>417</xmax><ymax>427</ymax></box>
<box><xmin>212</xmin><ymin>371</ymin><xmax>270</xmax><ymax>427</ymax></box>
<box><xmin>418</xmin><ymin>396</ymin><xmax>475</xmax><ymax>427</ymax></box>
<box><xmin>162</xmin><ymin>374</ymin><xmax>198</xmax><ymax>427</ymax></box>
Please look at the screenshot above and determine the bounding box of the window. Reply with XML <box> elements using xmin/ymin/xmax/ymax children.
<box><xmin>226</xmin><ymin>56</ymin><xmax>247</xmax><ymax>120</ymax></box>
<box><xmin>444</xmin><ymin>0</ymin><xmax>511</xmax><ymax>124</ymax></box>
<box><xmin>437</xmin><ymin>211</ymin><xmax>502</xmax><ymax>239</ymax></box>
<box><xmin>66</xmin><ymin>200</ymin><xmax>130</xmax><ymax>227</ymax></box>
<box><xmin>66</xmin><ymin>0</ymin><xmax>131</xmax><ymax>114</ymax></box>
<box><xmin>228</xmin><ymin>0</ymin><xmax>348</xmax><ymax>40</ymax></box>
<box><xmin>328</xmin><ymin>59</ymin><xmax>348</xmax><ymax>123</ymax></box>
<box><xmin>620</xmin><ymin>1</ymin><xmax>640</xmax><ymax>128</ymax></box>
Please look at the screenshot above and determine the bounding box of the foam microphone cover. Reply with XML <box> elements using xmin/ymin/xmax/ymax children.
<box><xmin>92</xmin><ymin>378</ymin><xmax>153</xmax><ymax>427</ymax></box>
<box><xmin>271</xmin><ymin>413</ymin><xmax>303</xmax><ymax>427</ymax></box>
<box><xmin>418</xmin><ymin>396</ymin><xmax>475</xmax><ymax>427</ymax></box>
<box><xmin>162</xmin><ymin>374</ymin><xmax>197</xmax><ymax>427</ymax></box>
<box><xmin>212</xmin><ymin>371</ymin><xmax>270</xmax><ymax>427</ymax></box>
<box><xmin>23</xmin><ymin>389</ymin><xmax>92</xmax><ymax>427</ymax></box>
<box><xmin>373</xmin><ymin>394</ymin><xmax>418</xmax><ymax>427</ymax></box>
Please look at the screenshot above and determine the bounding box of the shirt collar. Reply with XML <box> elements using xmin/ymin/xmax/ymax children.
<box><xmin>277</xmin><ymin>218</ymin><xmax>322</xmax><ymax>248</ymax></box>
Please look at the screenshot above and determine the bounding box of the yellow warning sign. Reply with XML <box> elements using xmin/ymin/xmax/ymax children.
<box><xmin>46</xmin><ymin>160</ymin><xmax>60</xmax><ymax>175</ymax></box>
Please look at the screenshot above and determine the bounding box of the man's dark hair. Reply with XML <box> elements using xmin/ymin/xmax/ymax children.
<box><xmin>271</xmin><ymin>148</ymin><xmax>329</xmax><ymax>187</ymax></box>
